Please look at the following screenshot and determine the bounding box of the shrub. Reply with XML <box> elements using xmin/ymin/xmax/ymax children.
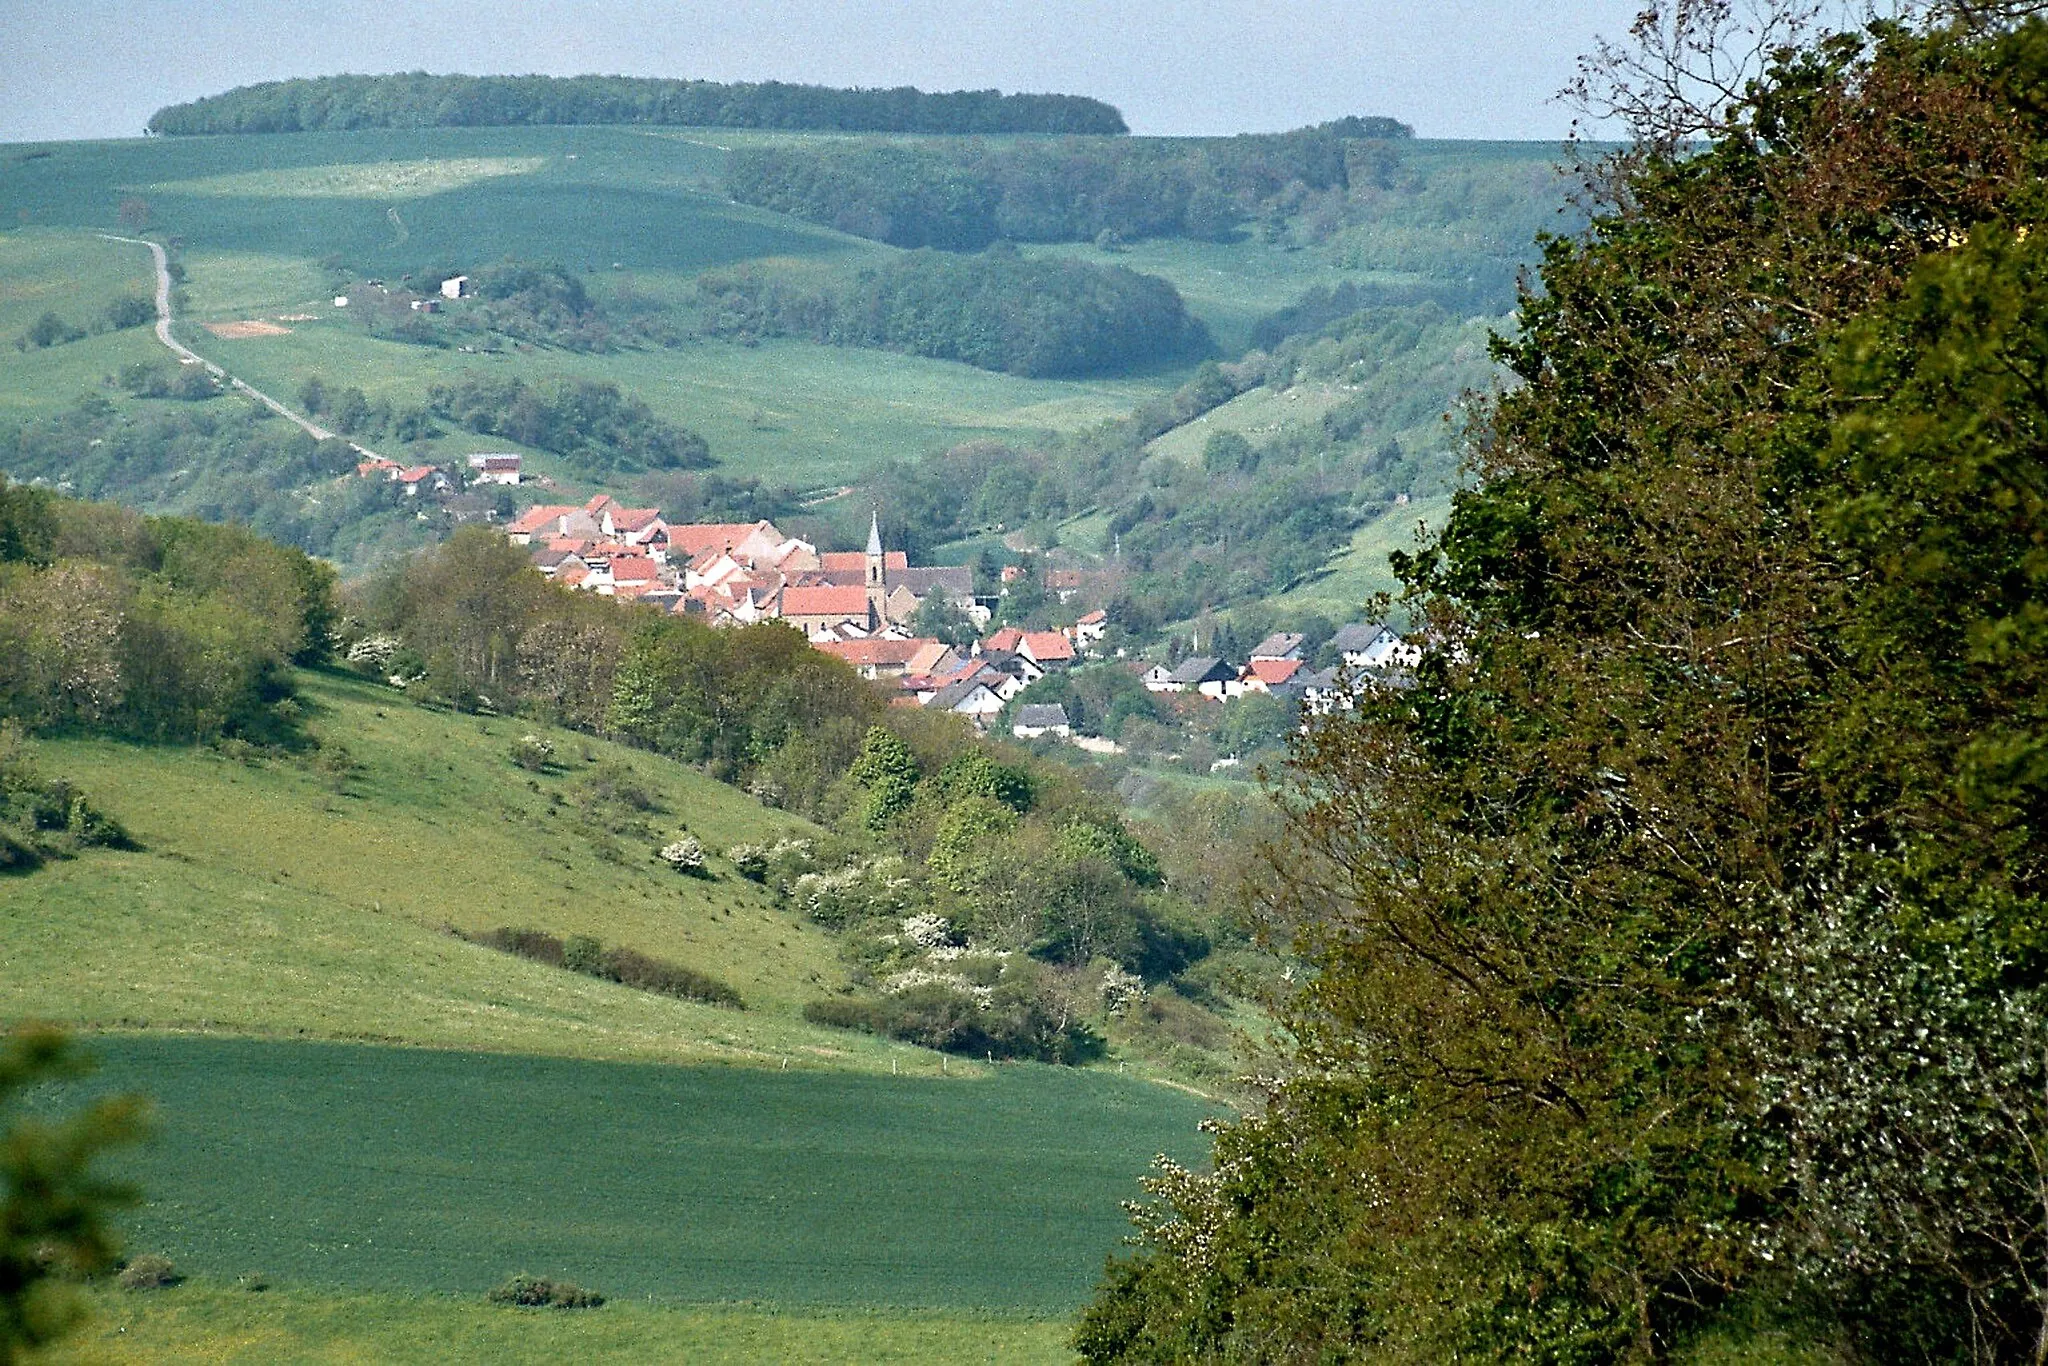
<box><xmin>470</xmin><ymin>927</ymin><xmax>565</xmax><ymax>967</ymax></box>
<box><xmin>509</xmin><ymin>734</ymin><xmax>556</xmax><ymax>772</ymax></box>
<box><xmin>117</xmin><ymin>1255</ymin><xmax>181</xmax><ymax>1291</ymax></box>
<box><xmin>727</xmin><ymin>843</ymin><xmax>768</xmax><ymax>881</ymax></box>
<box><xmin>594</xmin><ymin>946</ymin><xmax>743</xmax><ymax>1009</ymax></box>
<box><xmin>486</xmin><ymin>1273</ymin><xmax>604</xmax><ymax>1309</ymax></box>
<box><xmin>562</xmin><ymin>934</ymin><xmax>603</xmax><ymax>975</ymax></box>
<box><xmin>658</xmin><ymin>835</ymin><xmax>705</xmax><ymax>874</ymax></box>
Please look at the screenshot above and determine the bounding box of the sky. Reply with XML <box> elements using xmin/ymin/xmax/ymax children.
<box><xmin>0</xmin><ymin>0</ymin><xmax>1646</xmax><ymax>145</ymax></box>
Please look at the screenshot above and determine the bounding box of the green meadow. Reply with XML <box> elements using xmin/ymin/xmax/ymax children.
<box><xmin>34</xmin><ymin>1036</ymin><xmax>1212</xmax><ymax>1312</ymax></box>
<box><xmin>0</xmin><ymin>669</ymin><xmax>946</xmax><ymax>1071</ymax></box>
<box><xmin>46</xmin><ymin>1285</ymin><xmax>1074</xmax><ymax>1365</ymax></box>
<box><xmin>1266</xmin><ymin>492</ymin><xmax>1456</xmax><ymax>617</ymax></box>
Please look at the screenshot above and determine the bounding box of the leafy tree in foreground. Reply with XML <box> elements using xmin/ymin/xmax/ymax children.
<box><xmin>1082</xmin><ymin>10</ymin><xmax>2048</xmax><ymax>1362</ymax></box>
<box><xmin>1</xmin><ymin>1026</ymin><xmax>146</xmax><ymax>1364</ymax></box>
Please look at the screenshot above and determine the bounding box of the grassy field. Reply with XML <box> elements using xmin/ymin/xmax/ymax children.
<box><xmin>45</xmin><ymin>1284</ymin><xmax>1074</xmax><ymax>1365</ymax></box>
<box><xmin>0</xmin><ymin>669</ymin><xmax>957</xmax><ymax>1073</ymax></box>
<box><xmin>0</xmin><ymin>230</ymin><xmax>165</xmax><ymax>421</ymax></box>
<box><xmin>1267</xmin><ymin>493</ymin><xmax>1457</xmax><ymax>617</ymax></box>
<box><xmin>32</xmin><ymin>1036</ymin><xmax>1214</xmax><ymax>1311</ymax></box>
<box><xmin>1142</xmin><ymin>381</ymin><xmax>1355</xmax><ymax>467</ymax></box>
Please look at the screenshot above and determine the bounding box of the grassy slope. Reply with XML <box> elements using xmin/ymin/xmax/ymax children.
<box><xmin>0</xmin><ymin>670</ymin><xmax>949</xmax><ymax>1074</ymax></box>
<box><xmin>47</xmin><ymin>1285</ymin><xmax>1073</xmax><ymax>1365</ymax></box>
<box><xmin>1265</xmin><ymin>492</ymin><xmax>1455</xmax><ymax>617</ymax></box>
<box><xmin>0</xmin><ymin>230</ymin><xmax>164</xmax><ymax>421</ymax></box>
<box><xmin>34</xmin><ymin>1037</ymin><xmax>1213</xmax><ymax>1311</ymax></box>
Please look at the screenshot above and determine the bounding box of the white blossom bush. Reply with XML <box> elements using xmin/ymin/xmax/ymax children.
<box><xmin>790</xmin><ymin>857</ymin><xmax>913</xmax><ymax>927</ymax></box>
<box><xmin>509</xmin><ymin>734</ymin><xmax>555</xmax><ymax>772</ymax></box>
<box><xmin>345</xmin><ymin>634</ymin><xmax>400</xmax><ymax>671</ymax></box>
<box><xmin>1101</xmin><ymin>964</ymin><xmax>1147</xmax><ymax>1016</ymax></box>
<box><xmin>900</xmin><ymin>913</ymin><xmax>955</xmax><ymax>950</ymax></box>
<box><xmin>883</xmin><ymin>967</ymin><xmax>993</xmax><ymax>1008</ymax></box>
<box><xmin>726</xmin><ymin>843</ymin><xmax>769</xmax><ymax>881</ymax></box>
<box><xmin>658</xmin><ymin>836</ymin><xmax>705</xmax><ymax>873</ymax></box>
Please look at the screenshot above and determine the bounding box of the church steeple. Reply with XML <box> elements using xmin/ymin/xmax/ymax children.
<box><xmin>865</xmin><ymin>507</ymin><xmax>888</xmax><ymax>622</ymax></box>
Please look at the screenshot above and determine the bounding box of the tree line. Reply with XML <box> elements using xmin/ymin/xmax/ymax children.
<box><xmin>425</xmin><ymin>373</ymin><xmax>713</xmax><ymax>474</ymax></box>
<box><xmin>723</xmin><ymin>120</ymin><xmax>1407</xmax><ymax>249</ymax></box>
<box><xmin>147</xmin><ymin>74</ymin><xmax>1127</xmax><ymax>136</ymax></box>
<box><xmin>0</xmin><ymin>478</ymin><xmax>334</xmax><ymax>745</ymax></box>
<box><xmin>1081</xmin><ymin>12</ymin><xmax>2048</xmax><ymax>1361</ymax></box>
<box><xmin>695</xmin><ymin>249</ymin><xmax>1211</xmax><ymax>378</ymax></box>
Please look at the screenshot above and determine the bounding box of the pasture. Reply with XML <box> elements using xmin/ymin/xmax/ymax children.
<box><xmin>48</xmin><ymin>1285</ymin><xmax>1074</xmax><ymax>1365</ymax></box>
<box><xmin>0</xmin><ymin>230</ymin><xmax>164</xmax><ymax>419</ymax></box>
<box><xmin>40</xmin><ymin>1036</ymin><xmax>1216</xmax><ymax>1311</ymax></box>
<box><xmin>0</xmin><ymin>669</ymin><xmax>948</xmax><ymax>1073</ymax></box>
<box><xmin>1266</xmin><ymin>492</ymin><xmax>1456</xmax><ymax>616</ymax></box>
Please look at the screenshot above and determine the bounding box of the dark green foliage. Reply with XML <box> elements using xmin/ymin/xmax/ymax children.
<box><xmin>463</xmin><ymin>925</ymin><xmax>742</xmax><ymax>1009</ymax></box>
<box><xmin>697</xmin><ymin>251</ymin><xmax>1210</xmax><ymax>378</ymax></box>
<box><xmin>0</xmin><ymin>726</ymin><xmax>132</xmax><ymax>873</ymax></box>
<box><xmin>723</xmin><ymin>120</ymin><xmax>1396</xmax><ymax>249</ymax></box>
<box><xmin>150</xmin><ymin>74</ymin><xmax>1127</xmax><ymax>136</ymax></box>
<box><xmin>1083</xmin><ymin>15</ymin><xmax>2048</xmax><ymax>1361</ymax></box>
<box><xmin>101</xmin><ymin>296</ymin><xmax>154</xmax><ymax>331</ymax></box>
<box><xmin>847</xmin><ymin>725</ymin><xmax>920</xmax><ymax>832</ymax></box>
<box><xmin>0</xmin><ymin>490</ymin><xmax>332</xmax><ymax>745</ymax></box>
<box><xmin>486</xmin><ymin>1273</ymin><xmax>603</xmax><ymax>1309</ymax></box>
<box><xmin>803</xmin><ymin>970</ymin><xmax>1103</xmax><ymax>1064</ymax></box>
<box><xmin>592</xmin><ymin>945</ymin><xmax>742</xmax><ymax>1009</ymax></box>
<box><xmin>425</xmin><ymin>373</ymin><xmax>712</xmax><ymax>474</ymax></box>
<box><xmin>19</xmin><ymin>313</ymin><xmax>84</xmax><ymax>350</ymax></box>
<box><xmin>0</xmin><ymin>1026</ymin><xmax>147</xmax><ymax>1360</ymax></box>
<box><xmin>116</xmin><ymin>363</ymin><xmax>220</xmax><ymax>401</ymax></box>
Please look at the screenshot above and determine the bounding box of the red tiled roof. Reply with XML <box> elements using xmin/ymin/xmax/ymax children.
<box><xmin>981</xmin><ymin>627</ymin><xmax>1024</xmax><ymax>654</ymax></box>
<box><xmin>608</xmin><ymin>507</ymin><xmax>663</xmax><ymax>533</ymax></box>
<box><xmin>510</xmin><ymin>504</ymin><xmax>577</xmax><ymax>535</ymax></box>
<box><xmin>1021</xmin><ymin>631</ymin><xmax>1075</xmax><ymax>662</ymax></box>
<box><xmin>781</xmin><ymin>584</ymin><xmax>871</xmax><ymax>618</ymax></box>
<box><xmin>667</xmin><ymin>521</ymin><xmax>774</xmax><ymax>556</ymax></box>
<box><xmin>608</xmin><ymin>556</ymin><xmax>661</xmax><ymax>584</ymax></box>
<box><xmin>397</xmin><ymin>465</ymin><xmax>440</xmax><ymax>483</ymax></box>
<box><xmin>813</xmin><ymin>636</ymin><xmax>935</xmax><ymax>667</ymax></box>
<box><xmin>1077</xmin><ymin>609</ymin><xmax>1108</xmax><ymax>625</ymax></box>
<box><xmin>819</xmin><ymin>550</ymin><xmax>908</xmax><ymax>573</ymax></box>
<box><xmin>1247</xmin><ymin>657</ymin><xmax>1303</xmax><ymax>686</ymax></box>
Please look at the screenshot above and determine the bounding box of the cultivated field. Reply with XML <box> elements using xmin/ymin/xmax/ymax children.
<box><xmin>38</xmin><ymin>1037</ymin><xmax>1214</xmax><ymax>1313</ymax></box>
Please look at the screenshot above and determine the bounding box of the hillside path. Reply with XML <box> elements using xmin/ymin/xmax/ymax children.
<box><xmin>98</xmin><ymin>233</ymin><xmax>384</xmax><ymax>459</ymax></box>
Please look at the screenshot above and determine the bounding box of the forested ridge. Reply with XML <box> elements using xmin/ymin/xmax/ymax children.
<box><xmin>1079</xmin><ymin>10</ymin><xmax>2048</xmax><ymax>1362</ymax></box>
<box><xmin>147</xmin><ymin>74</ymin><xmax>1128</xmax><ymax>136</ymax></box>
<box><xmin>723</xmin><ymin>120</ymin><xmax>1409</xmax><ymax>248</ymax></box>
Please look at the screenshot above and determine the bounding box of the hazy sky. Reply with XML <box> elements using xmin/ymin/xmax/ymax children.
<box><xmin>0</xmin><ymin>0</ymin><xmax>1645</xmax><ymax>145</ymax></box>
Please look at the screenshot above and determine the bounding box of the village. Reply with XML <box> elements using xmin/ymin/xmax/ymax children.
<box><xmin>351</xmin><ymin>450</ymin><xmax>1419</xmax><ymax>749</ymax></box>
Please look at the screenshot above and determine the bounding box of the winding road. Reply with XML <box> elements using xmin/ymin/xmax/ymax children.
<box><xmin>99</xmin><ymin>233</ymin><xmax>383</xmax><ymax>458</ymax></box>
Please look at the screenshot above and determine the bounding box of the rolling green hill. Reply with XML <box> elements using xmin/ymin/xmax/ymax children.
<box><xmin>0</xmin><ymin>668</ymin><xmax>938</xmax><ymax>1072</ymax></box>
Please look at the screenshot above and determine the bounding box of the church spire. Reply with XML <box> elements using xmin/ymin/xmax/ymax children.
<box><xmin>866</xmin><ymin>508</ymin><xmax>883</xmax><ymax>557</ymax></box>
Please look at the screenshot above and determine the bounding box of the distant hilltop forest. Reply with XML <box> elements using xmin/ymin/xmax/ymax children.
<box><xmin>145</xmin><ymin>73</ymin><xmax>1140</xmax><ymax>136</ymax></box>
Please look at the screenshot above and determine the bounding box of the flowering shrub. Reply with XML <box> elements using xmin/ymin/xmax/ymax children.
<box><xmin>509</xmin><ymin>734</ymin><xmax>555</xmax><ymax>772</ymax></box>
<box><xmin>343</xmin><ymin>634</ymin><xmax>399</xmax><ymax>673</ymax></box>
<box><xmin>726</xmin><ymin>843</ymin><xmax>769</xmax><ymax>881</ymax></box>
<box><xmin>900</xmin><ymin>913</ymin><xmax>954</xmax><ymax>950</ymax></box>
<box><xmin>1101</xmin><ymin>964</ymin><xmax>1146</xmax><ymax>1016</ymax></box>
<box><xmin>658</xmin><ymin>836</ymin><xmax>705</xmax><ymax>873</ymax></box>
<box><xmin>790</xmin><ymin>857</ymin><xmax>913</xmax><ymax>928</ymax></box>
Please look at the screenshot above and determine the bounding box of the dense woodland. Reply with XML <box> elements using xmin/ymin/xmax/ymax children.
<box><xmin>1081</xmin><ymin>12</ymin><xmax>2048</xmax><ymax>1361</ymax></box>
<box><xmin>695</xmin><ymin>249</ymin><xmax>1211</xmax><ymax>377</ymax></box>
<box><xmin>146</xmin><ymin>74</ymin><xmax>1129</xmax><ymax>136</ymax></box>
<box><xmin>424</xmin><ymin>374</ymin><xmax>714</xmax><ymax>473</ymax></box>
<box><xmin>722</xmin><ymin>120</ymin><xmax>1409</xmax><ymax>249</ymax></box>
<box><xmin>0</xmin><ymin>477</ymin><xmax>333</xmax><ymax>745</ymax></box>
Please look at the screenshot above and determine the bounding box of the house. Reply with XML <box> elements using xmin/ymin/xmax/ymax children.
<box><xmin>355</xmin><ymin>455</ymin><xmax>401</xmax><ymax>479</ymax></box>
<box><xmin>506</xmin><ymin>504</ymin><xmax>601</xmax><ymax>545</ymax></box>
<box><xmin>1141</xmin><ymin>662</ymin><xmax>1179</xmax><ymax>692</ymax></box>
<box><xmin>813</xmin><ymin>636</ymin><xmax>940</xmax><ymax>680</ymax></box>
<box><xmin>1073</xmin><ymin>609</ymin><xmax>1108</xmax><ymax>648</ymax></box>
<box><xmin>467</xmin><ymin>453</ymin><xmax>522</xmax><ymax>486</ymax></box>
<box><xmin>600</xmin><ymin>555</ymin><xmax>663</xmax><ymax>596</ymax></box>
<box><xmin>903</xmin><ymin>641</ymin><xmax>961</xmax><ymax>679</ymax></box>
<box><xmin>1018</xmin><ymin>631</ymin><xmax>1076</xmax><ymax>669</ymax></box>
<box><xmin>1013</xmin><ymin>703</ymin><xmax>1072</xmax><ymax>740</ymax></box>
<box><xmin>1331</xmin><ymin>622</ymin><xmax>1420</xmax><ymax>671</ymax></box>
<box><xmin>396</xmin><ymin>465</ymin><xmax>452</xmax><ymax>498</ymax></box>
<box><xmin>1239</xmin><ymin>657</ymin><xmax>1304</xmax><ymax>694</ymax></box>
<box><xmin>927</xmin><ymin>678</ymin><xmax>1006</xmax><ymax>729</ymax></box>
<box><xmin>440</xmin><ymin>275</ymin><xmax>469</xmax><ymax>299</ymax></box>
<box><xmin>979</xmin><ymin>626</ymin><xmax>1025</xmax><ymax>656</ymax></box>
<box><xmin>780</xmin><ymin>583</ymin><xmax>873</xmax><ymax>638</ymax></box>
<box><xmin>1164</xmin><ymin>656</ymin><xmax>1237</xmax><ymax>699</ymax></box>
<box><xmin>1249</xmin><ymin>632</ymin><xmax>1305</xmax><ymax>662</ymax></box>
